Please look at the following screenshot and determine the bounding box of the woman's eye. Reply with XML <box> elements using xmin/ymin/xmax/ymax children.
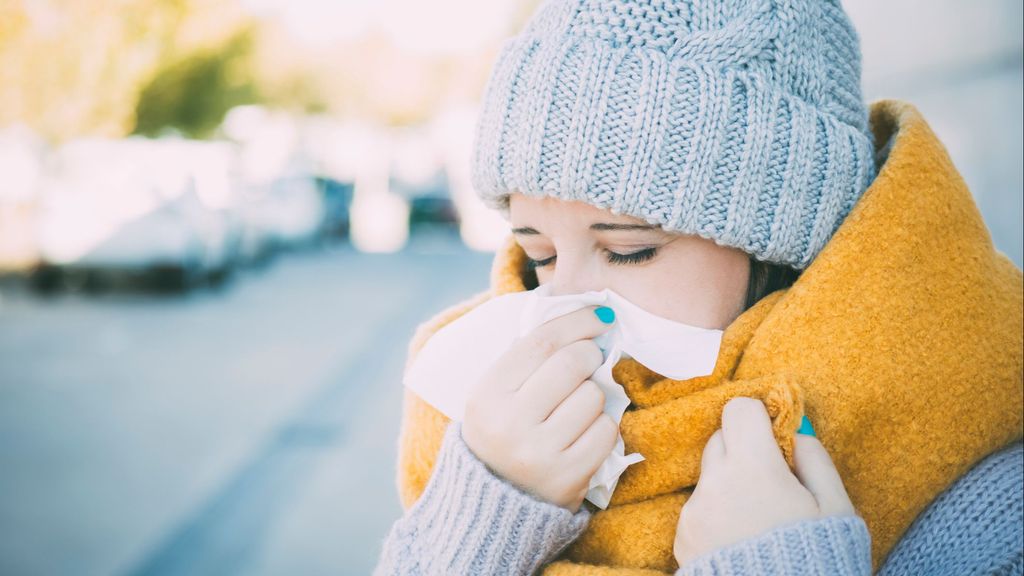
<box><xmin>606</xmin><ymin>247</ymin><xmax>658</xmax><ymax>265</ymax></box>
<box><xmin>526</xmin><ymin>248</ymin><xmax>658</xmax><ymax>269</ymax></box>
<box><xmin>526</xmin><ymin>255</ymin><xmax>556</xmax><ymax>269</ymax></box>
<box><xmin>528</xmin><ymin>247</ymin><xmax>655</xmax><ymax>268</ymax></box>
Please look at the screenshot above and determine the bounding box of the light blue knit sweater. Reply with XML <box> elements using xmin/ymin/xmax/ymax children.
<box><xmin>374</xmin><ymin>423</ymin><xmax>1023</xmax><ymax>575</ymax></box>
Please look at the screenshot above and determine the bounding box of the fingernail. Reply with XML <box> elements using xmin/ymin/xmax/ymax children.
<box><xmin>594</xmin><ymin>306</ymin><xmax>615</xmax><ymax>324</ymax></box>
<box><xmin>797</xmin><ymin>415</ymin><xmax>816</xmax><ymax>437</ymax></box>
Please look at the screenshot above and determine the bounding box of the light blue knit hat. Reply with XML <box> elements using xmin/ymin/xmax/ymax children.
<box><xmin>470</xmin><ymin>0</ymin><xmax>877</xmax><ymax>269</ymax></box>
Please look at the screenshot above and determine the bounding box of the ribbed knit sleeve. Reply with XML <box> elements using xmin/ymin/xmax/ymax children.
<box><xmin>674</xmin><ymin>515</ymin><xmax>872</xmax><ymax>576</ymax></box>
<box><xmin>878</xmin><ymin>441</ymin><xmax>1023</xmax><ymax>576</ymax></box>
<box><xmin>373</xmin><ymin>422</ymin><xmax>591</xmax><ymax>576</ymax></box>
<box><xmin>376</xmin><ymin>432</ymin><xmax>1020</xmax><ymax>575</ymax></box>
<box><xmin>672</xmin><ymin>442</ymin><xmax>1024</xmax><ymax>576</ymax></box>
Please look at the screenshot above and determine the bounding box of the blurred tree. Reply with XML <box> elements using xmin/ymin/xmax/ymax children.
<box><xmin>0</xmin><ymin>0</ymin><xmax>253</xmax><ymax>142</ymax></box>
<box><xmin>0</xmin><ymin>0</ymin><xmax>543</xmax><ymax>141</ymax></box>
<box><xmin>133</xmin><ymin>29</ymin><xmax>258</xmax><ymax>138</ymax></box>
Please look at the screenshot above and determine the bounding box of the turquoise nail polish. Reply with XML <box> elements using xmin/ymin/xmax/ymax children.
<box><xmin>797</xmin><ymin>415</ymin><xmax>816</xmax><ymax>437</ymax></box>
<box><xmin>594</xmin><ymin>306</ymin><xmax>615</xmax><ymax>324</ymax></box>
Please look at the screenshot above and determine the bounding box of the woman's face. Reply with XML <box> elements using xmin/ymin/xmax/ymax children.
<box><xmin>509</xmin><ymin>193</ymin><xmax>750</xmax><ymax>330</ymax></box>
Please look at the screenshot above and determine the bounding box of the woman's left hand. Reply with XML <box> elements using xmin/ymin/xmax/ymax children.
<box><xmin>673</xmin><ymin>397</ymin><xmax>857</xmax><ymax>567</ymax></box>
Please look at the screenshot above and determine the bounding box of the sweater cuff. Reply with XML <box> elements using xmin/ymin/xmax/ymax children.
<box><xmin>384</xmin><ymin>421</ymin><xmax>591</xmax><ymax>575</ymax></box>
<box><xmin>675</xmin><ymin>515</ymin><xmax>872</xmax><ymax>576</ymax></box>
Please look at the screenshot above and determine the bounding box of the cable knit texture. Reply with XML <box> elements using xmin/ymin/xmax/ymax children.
<box><xmin>373</xmin><ymin>422</ymin><xmax>590</xmax><ymax>576</ymax></box>
<box><xmin>471</xmin><ymin>0</ymin><xmax>877</xmax><ymax>268</ymax></box>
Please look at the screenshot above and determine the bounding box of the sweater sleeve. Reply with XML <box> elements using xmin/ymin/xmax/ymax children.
<box><xmin>878</xmin><ymin>441</ymin><xmax>1023</xmax><ymax>576</ymax></box>
<box><xmin>373</xmin><ymin>421</ymin><xmax>591</xmax><ymax>576</ymax></box>
<box><xmin>673</xmin><ymin>442</ymin><xmax>1024</xmax><ymax>576</ymax></box>
<box><xmin>674</xmin><ymin>515</ymin><xmax>872</xmax><ymax>576</ymax></box>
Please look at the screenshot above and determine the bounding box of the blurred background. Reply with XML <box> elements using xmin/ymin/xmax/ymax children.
<box><xmin>0</xmin><ymin>0</ymin><xmax>1020</xmax><ymax>574</ymax></box>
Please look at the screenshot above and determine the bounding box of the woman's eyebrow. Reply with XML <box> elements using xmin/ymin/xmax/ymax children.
<box><xmin>511</xmin><ymin>223</ymin><xmax>657</xmax><ymax>234</ymax></box>
<box><xmin>511</xmin><ymin>226</ymin><xmax>540</xmax><ymax>235</ymax></box>
<box><xmin>590</xmin><ymin>223</ymin><xmax>656</xmax><ymax>231</ymax></box>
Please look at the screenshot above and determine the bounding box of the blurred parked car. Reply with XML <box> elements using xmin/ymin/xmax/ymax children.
<box><xmin>391</xmin><ymin>168</ymin><xmax>458</xmax><ymax>230</ymax></box>
<box><xmin>388</xmin><ymin>126</ymin><xmax>459</xmax><ymax>232</ymax></box>
<box><xmin>31</xmin><ymin>138</ymin><xmax>240</xmax><ymax>293</ymax></box>
<box><xmin>315</xmin><ymin>176</ymin><xmax>354</xmax><ymax>240</ymax></box>
<box><xmin>0</xmin><ymin>124</ymin><xmax>46</xmax><ymax>271</ymax></box>
<box><xmin>235</xmin><ymin>174</ymin><xmax>326</xmax><ymax>257</ymax></box>
<box><xmin>224</xmin><ymin>105</ymin><xmax>334</xmax><ymax>259</ymax></box>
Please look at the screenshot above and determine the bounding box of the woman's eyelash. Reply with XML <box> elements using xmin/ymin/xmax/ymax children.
<box><xmin>606</xmin><ymin>247</ymin><xmax>658</xmax><ymax>265</ymax></box>
<box><xmin>526</xmin><ymin>247</ymin><xmax>658</xmax><ymax>269</ymax></box>
<box><xmin>526</xmin><ymin>255</ymin><xmax>556</xmax><ymax>270</ymax></box>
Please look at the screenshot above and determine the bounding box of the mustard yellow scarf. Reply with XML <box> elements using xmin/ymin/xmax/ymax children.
<box><xmin>395</xmin><ymin>99</ymin><xmax>1023</xmax><ymax>574</ymax></box>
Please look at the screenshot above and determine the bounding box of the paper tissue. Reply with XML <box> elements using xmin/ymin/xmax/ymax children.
<box><xmin>403</xmin><ymin>283</ymin><xmax>724</xmax><ymax>508</ymax></box>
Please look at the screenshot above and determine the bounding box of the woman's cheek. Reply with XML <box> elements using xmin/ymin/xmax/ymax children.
<box><xmin>534</xmin><ymin>263</ymin><xmax>682</xmax><ymax>320</ymax></box>
<box><xmin>607</xmin><ymin>268</ymin><xmax>700</xmax><ymax>325</ymax></box>
<box><xmin>534</xmin><ymin>267</ymin><xmax>552</xmax><ymax>285</ymax></box>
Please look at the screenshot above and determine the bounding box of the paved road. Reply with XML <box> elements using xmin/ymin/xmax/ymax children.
<box><xmin>0</xmin><ymin>234</ymin><xmax>493</xmax><ymax>576</ymax></box>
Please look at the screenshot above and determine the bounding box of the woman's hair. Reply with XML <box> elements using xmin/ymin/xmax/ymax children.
<box><xmin>745</xmin><ymin>257</ymin><xmax>801</xmax><ymax>311</ymax></box>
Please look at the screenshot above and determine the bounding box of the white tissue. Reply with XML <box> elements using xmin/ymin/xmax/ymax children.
<box><xmin>403</xmin><ymin>283</ymin><xmax>724</xmax><ymax>508</ymax></box>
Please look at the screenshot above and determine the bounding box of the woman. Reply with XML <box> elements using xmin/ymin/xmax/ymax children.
<box><xmin>375</xmin><ymin>0</ymin><xmax>1023</xmax><ymax>574</ymax></box>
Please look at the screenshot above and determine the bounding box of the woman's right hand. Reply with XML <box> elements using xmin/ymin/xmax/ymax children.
<box><xmin>462</xmin><ymin>306</ymin><xmax>620</xmax><ymax>513</ymax></box>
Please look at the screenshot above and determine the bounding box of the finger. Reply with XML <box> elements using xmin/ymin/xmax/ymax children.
<box><xmin>564</xmin><ymin>413</ymin><xmax>618</xmax><ymax>476</ymax></box>
<box><xmin>517</xmin><ymin>340</ymin><xmax>604</xmax><ymax>422</ymax></box>
<box><xmin>720</xmin><ymin>397</ymin><xmax>787</xmax><ymax>466</ymax></box>
<box><xmin>485</xmin><ymin>306</ymin><xmax>613</xmax><ymax>394</ymax></box>
<box><xmin>540</xmin><ymin>380</ymin><xmax>605</xmax><ymax>449</ymax></box>
<box><xmin>793</xmin><ymin>434</ymin><xmax>856</xmax><ymax>516</ymax></box>
<box><xmin>699</xmin><ymin>429</ymin><xmax>726</xmax><ymax>475</ymax></box>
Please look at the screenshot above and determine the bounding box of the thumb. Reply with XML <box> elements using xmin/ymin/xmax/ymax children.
<box><xmin>793</xmin><ymin>434</ymin><xmax>856</xmax><ymax>517</ymax></box>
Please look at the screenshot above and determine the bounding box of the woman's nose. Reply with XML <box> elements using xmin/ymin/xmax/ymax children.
<box><xmin>547</xmin><ymin>256</ymin><xmax>603</xmax><ymax>296</ymax></box>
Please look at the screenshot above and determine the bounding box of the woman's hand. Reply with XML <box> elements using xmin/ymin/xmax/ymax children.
<box><xmin>462</xmin><ymin>306</ymin><xmax>619</xmax><ymax>513</ymax></box>
<box><xmin>674</xmin><ymin>397</ymin><xmax>856</xmax><ymax>566</ymax></box>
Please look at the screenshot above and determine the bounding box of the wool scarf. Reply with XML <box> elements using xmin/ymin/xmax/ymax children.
<box><xmin>394</xmin><ymin>99</ymin><xmax>1023</xmax><ymax>574</ymax></box>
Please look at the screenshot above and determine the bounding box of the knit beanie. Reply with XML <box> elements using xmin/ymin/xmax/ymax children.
<box><xmin>470</xmin><ymin>0</ymin><xmax>877</xmax><ymax>269</ymax></box>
